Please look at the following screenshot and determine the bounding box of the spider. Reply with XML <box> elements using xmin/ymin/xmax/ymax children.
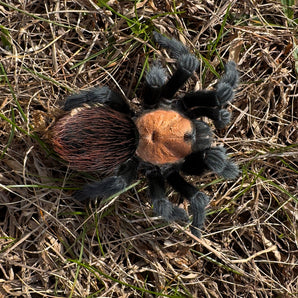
<box><xmin>52</xmin><ymin>32</ymin><xmax>239</xmax><ymax>237</ymax></box>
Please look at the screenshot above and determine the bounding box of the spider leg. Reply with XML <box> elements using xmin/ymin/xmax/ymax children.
<box><xmin>64</xmin><ymin>86</ymin><xmax>132</xmax><ymax>115</ymax></box>
<box><xmin>192</xmin><ymin>120</ymin><xmax>213</xmax><ymax>151</ymax></box>
<box><xmin>166</xmin><ymin>171</ymin><xmax>210</xmax><ymax>237</ymax></box>
<box><xmin>182</xmin><ymin>106</ymin><xmax>231</xmax><ymax>130</ymax></box>
<box><xmin>179</xmin><ymin>61</ymin><xmax>238</xmax><ymax>129</ymax></box>
<box><xmin>181</xmin><ymin>61</ymin><xmax>238</xmax><ymax>108</ymax></box>
<box><xmin>153</xmin><ymin>32</ymin><xmax>199</xmax><ymax>99</ymax></box>
<box><xmin>181</xmin><ymin>147</ymin><xmax>239</xmax><ymax>179</ymax></box>
<box><xmin>146</xmin><ymin>168</ymin><xmax>189</xmax><ymax>223</ymax></box>
<box><xmin>143</xmin><ymin>63</ymin><xmax>167</xmax><ymax>108</ymax></box>
<box><xmin>74</xmin><ymin>158</ymin><xmax>138</xmax><ymax>202</ymax></box>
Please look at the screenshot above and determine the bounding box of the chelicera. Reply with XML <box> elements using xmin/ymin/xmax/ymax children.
<box><xmin>52</xmin><ymin>32</ymin><xmax>239</xmax><ymax>237</ymax></box>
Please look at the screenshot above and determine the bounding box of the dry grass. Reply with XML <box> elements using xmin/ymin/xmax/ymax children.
<box><xmin>0</xmin><ymin>0</ymin><xmax>297</xmax><ymax>297</ymax></box>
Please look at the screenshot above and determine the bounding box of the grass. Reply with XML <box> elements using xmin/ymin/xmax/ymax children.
<box><xmin>0</xmin><ymin>0</ymin><xmax>297</xmax><ymax>297</ymax></box>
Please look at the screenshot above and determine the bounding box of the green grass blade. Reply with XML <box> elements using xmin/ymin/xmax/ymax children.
<box><xmin>0</xmin><ymin>62</ymin><xmax>28</xmax><ymax>122</ymax></box>
<box><xmin>0</xmin><ymin>107</ymin><xmax>15</xmax><ymax>159</ymax></box>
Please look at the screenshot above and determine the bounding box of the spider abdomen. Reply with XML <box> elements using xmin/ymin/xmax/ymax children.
<box><xmin>52</xmin><ymin>105</ymin><xmax>138</xmax><ymax>173</ymax></box>
<box><xmin>135</xmin><ymin>109</ymin><xmax>193</xmax><ymax>165</ymax></box>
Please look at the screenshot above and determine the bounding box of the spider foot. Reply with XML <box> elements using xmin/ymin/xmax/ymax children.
<box><xmin>178</xmin><ymin>54</ymin><xmax>200</xmax><ymax>74</ymax></box>
<box><xmin>222</xmin><ymin>61</ymin><xmax>239</xmax><ymax>88</ymax></box>
<box><xmin>204</xmin><ymin>147</ymin><xmax>227</xmax><ymax>173</ymax></box>
<box><xmin>214</xmin><ymin>109</ymin><xmax>231</xmax><ymax>129</ymax></box>
<box><xmin>146</xmin><ymin>63</ymin><xmax>167</xmax><ymax>88</ymax></box>
<box><xmin>189</xmin><ymin>192</ymin><xmax>210</xmax><ymax>237</ymax></box>
<box><xmin>219</xmin><ymin>160</ymin><xmax>240</xmax><ymax>180</ymax></box>
<box><xmin>153</xmin><ymin>31</ymin><xmax>189</xmax><ymax>58</ymax></box>
<box><xmin>153</xmin><ymin>198</ymin><xmax>189</xmax><ymax>223</ymax></box>
<box><xmin>204</xmin><ymin>147</ymin><xmax>239</xmax><ymax>179</ymax></box>
<box><xmin>216</xmin><ymin>61</ymin><xmax>238</xmax><ymax>105</ymax></box>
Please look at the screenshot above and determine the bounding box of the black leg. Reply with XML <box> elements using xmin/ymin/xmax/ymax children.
<box><xmin>183</xmin><ymin>106</ymin><xmax>231</xmax><ymax>130</ymax></box>
<box><xmin>182</xmin><ymin>90</ymin><xmax>219</xmax><ymax>107</ymax></box>
<box><xmin>185</xmin><ymin>105</ymin><xmax>220</xmax><ymax>120</ymax></box>
<box><xmin>203</xmin><ymin>147</ymin><xmax>239</xmax><ymax>179</ymax></box>
<box><xmin>64</xmin><ymin>86</ymin><xmax>132</xmax><ymax>115</ymax></box>
<box><xmin>146</xmin><ymin>168</ymin><xmax>188</xmax><ymax>222</ymax></box>
<box><xmin>192</xmin><ymin>120</ymin><xmax>213</xmax><ymax>151</ymax></box>
<box><xmin>143</xmin><ymin>63</ymin><xmax>167</xmax><ymax>109</ymax></box>
<box><xmin>166</xmin><ymin>171</ymin><xmax>209</xmax><ymax>237</ymax></box>
<box><xmin>74</xmin><ymin>158</ymin><xmax>138</xmax><ymax>202</ymax></box>
<box><xmin>179</xmin><ymin>61</ymin><xmax>238</xmax><ymax>128</ymax></box>
<box><xmin>181</xmin><ymin>147</ymin><xmax>239</xmax><ymax>179</ymax></box>
<box><xmin>183</xmin><ymin>61</ymin><xmax>238</xmax><ymax>107</ymax></box>
<box><xmin>153</xmin><ymin>31</ymin><xmax>190</xmax><ymax>59</ymax></box>
<box><xmin>181</xmin><ymin>151</ymin><xmax>206</xmax><ymax>176</ymax></box>
<box><xmin>153</xmin><ymin>32</ymin><xmax>199</xmax><ymax>99</ymax></box>
<box><xmin>161</xmin><ymin>54</ymin><xmax>199</xmax><ymax>99</ymax></box>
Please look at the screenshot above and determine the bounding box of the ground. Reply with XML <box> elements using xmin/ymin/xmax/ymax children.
<box><xmin>0</xmin><ymin>0</ymin><xmax>297</xmax><ymax>297</ymax></box>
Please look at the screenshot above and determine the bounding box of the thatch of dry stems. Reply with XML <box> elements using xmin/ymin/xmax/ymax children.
<box><xmin>0</xmin><ymin>0</ymin><xmax>297</xmax><ymax>297</ymax></box>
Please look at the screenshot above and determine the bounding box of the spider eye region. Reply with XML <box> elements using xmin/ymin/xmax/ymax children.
<box><xmin>135</xmin><ymin>110</ymin><xmax>193</xmax><ymax>165</ymax></box>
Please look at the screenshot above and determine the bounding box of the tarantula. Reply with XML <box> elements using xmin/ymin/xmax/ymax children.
<box><xmin>52</xmin><ymin>32</ymin><xmax>239</xmax><ymax>237</ymax></box>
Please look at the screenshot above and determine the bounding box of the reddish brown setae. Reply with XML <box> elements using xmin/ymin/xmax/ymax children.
<box><xmin>52</xmin><ymin>105</ymin><xmax>138</xmax><ymax>173</ymax></box>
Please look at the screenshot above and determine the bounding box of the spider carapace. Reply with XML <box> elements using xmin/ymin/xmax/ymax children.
<box><xmin>52</xmin><ymin>32</ymin><xmax>240</xmax><ymax>237</ymax></box>
<box><xmin>135</xmin><ymin>109</ymin><xmax>194</xmax><ymax>165</ymax></box>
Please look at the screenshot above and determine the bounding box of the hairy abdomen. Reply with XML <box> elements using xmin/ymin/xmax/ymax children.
<box><xmin>52</xmin><ymin>105</ymin><xmax>138</xmax><ymax>173</ymax></box>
